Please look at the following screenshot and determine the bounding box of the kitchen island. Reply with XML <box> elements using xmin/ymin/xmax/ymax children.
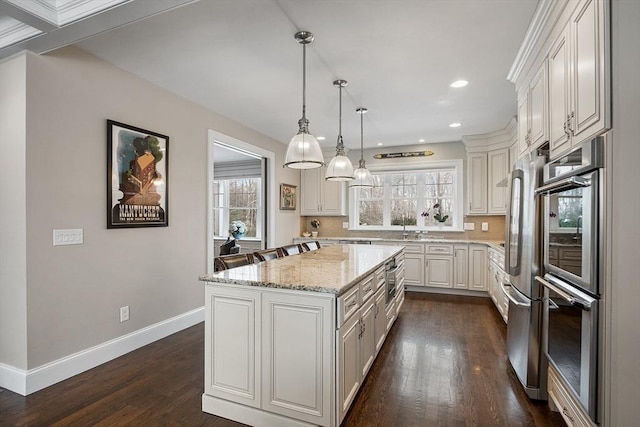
<box><xmin>199</xmin><ymin>244</ymin><xmax>405</xmax><ymax>427</ymax></box>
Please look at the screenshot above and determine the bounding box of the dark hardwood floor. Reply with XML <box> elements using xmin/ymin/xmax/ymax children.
<box><xmin>0</xmin><ymin>292</ymin><xmax>564</xmax><ymax>426</ymax></box>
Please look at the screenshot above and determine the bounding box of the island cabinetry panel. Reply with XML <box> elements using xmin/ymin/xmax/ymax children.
<box><xmin>373</xmin><ymin>286</ymin><xmax>387</xmax><ymax>354</ymax></box>
<box><xmin>300</xmin><ymin>166</ymin><xmax>347</xmax><ymax>216</ymax></box>
<box><xmin>262</xmin><ymin>292</ymin><xmax>334</xmax><ymax>425</ymax></box>
<box><xmin>204</xmin><ymin>287</ymin><xmax>261</xmax><ymax>407</ymax></box>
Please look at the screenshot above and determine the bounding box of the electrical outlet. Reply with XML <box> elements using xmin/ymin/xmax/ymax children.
<box><xmin>342</xmin><ymin>222</ymin><xmax>349</xmax><ymax>229</ymax></box>
<box><xmin>463</xmin><ymin>222</ymin><xmax>475</xmax><ymax>231</ymax></box>
<box><xmin>120</xmin><ymin>306</ymin><xmax>130</xmax><ymax>322</ymax></box>
<box><xmin>481</xmin><ymin>222</ymin><xmax>489</xmax><ymax>231</ymax></box>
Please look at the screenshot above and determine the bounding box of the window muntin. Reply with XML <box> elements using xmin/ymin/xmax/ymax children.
<box><xmin>351</xmin><ymin>162</ymin><xmax>462</xmax><ymax>231</ymax></box>
<box><xmin>213</xmin><ymin>177</ymin><xmax>261</xmax><ymax>238</ymax></box>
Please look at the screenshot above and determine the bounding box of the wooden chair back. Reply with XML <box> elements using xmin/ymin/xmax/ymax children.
<box><xmin>280</xmin><ymin>244</ymin><xmax>303</xmax><ymax>256</ymax></box>
<box><xmin>214</xmin><ymin>253</ymin><xmax>255</xmax><ymax>271</ymax></box>
<box><xmin>302</xmin><ymin>241</ymin><xmax>321</xmax><ymax>251</ymax></box>
<box><xmin>253</xmin><ymin>248</ymin><xmax>284</xmax><ymax>262</ymax></box>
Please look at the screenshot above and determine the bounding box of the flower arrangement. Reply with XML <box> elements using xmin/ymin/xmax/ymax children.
<box><xmin>421</xmin><ymin>203</ymin><xmax>449</xmax><ymax>223</ymax></box>
<box><xmin>230</xmin><ymin>220</ymin><xmax>247</xmax><ymax>237</ymax></box>
<box><xmin>310</xmin><ymin>218</ymin><xmax>321</xmax><ymax>229</ymax></box>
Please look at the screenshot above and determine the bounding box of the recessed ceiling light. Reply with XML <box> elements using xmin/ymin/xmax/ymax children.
<box><xmin>316</xmin><ymin>136</ymin><xmax>326</xmax><ymax>141</ymax></box>
<box><xmin>418</xmin><ymin>139</ymin><xmax>426</xmax><ymax>143</ymax></box>
<box><xmin>377</xmin><ymin>142</ymin><xmax>384</xmax><ymax>146</ymax></box>
<box><xmin>450</xmin><ymin>80</ymin><xmax>469</xmax><ymax>88</ymax></box>
<box><xmin>449</xmin><ymin>122</ymin><xmax>462</xmax><ymax>128</ymax></box>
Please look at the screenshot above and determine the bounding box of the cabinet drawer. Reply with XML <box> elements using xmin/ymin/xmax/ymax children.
<box><xmin>548</xmin><ymin>366</ymin><xmax>594</xmax><ymax>427</ymax></box>
<box><xmin>426</xmin><ymin>244</ymin><xmax>453</xmax><ymax>255</ymax></box>
<box><xmin>401</xmin><ymin>243</ymin><xmax>424</xmax><ymax>254</ymax></box>
<box><xmin>560</xmin><ymin>248</ymin><xmax>581</xmax><ymax>260</ymax></box>
<box><xmin>337</xmin><ymin>285</ymin><xmax>360</xmax><ymax>327</ymax></box>
<box><xmin>360</xmin><ymin>274</ymin><xmax>375</xmax><ymax>303</ymax></box>
<box><xmin>548</xmin><ymin>247</ymin><xmax>559</xmax><ymax>260</ymax></box>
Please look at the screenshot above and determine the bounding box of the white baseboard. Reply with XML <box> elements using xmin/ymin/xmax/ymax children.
<box><xmin>405</xmin><ymin>286</ymin><xmax>490</xmax><ymax>297</ymax></box>
<box><xmin>0</xmin><ymin>306</ymin><xmax>204</xmax><ymax>396</ymax></box>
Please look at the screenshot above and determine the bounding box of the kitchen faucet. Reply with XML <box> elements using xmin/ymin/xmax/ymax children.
<box><xmin>402</xmin><ymin>215</ymin><xmax>409</xmax><ymax>240</ymax></box>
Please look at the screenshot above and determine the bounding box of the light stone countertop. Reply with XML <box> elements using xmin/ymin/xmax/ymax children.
<box><xmin>293</xmin><ymin>236</ymin><xmax>505</xmax><ymax>253</ymax></box>
<box><xmin>200</xmin><ymin>244</ymin><xmax>404</xmax><ymax>296</ymax></box>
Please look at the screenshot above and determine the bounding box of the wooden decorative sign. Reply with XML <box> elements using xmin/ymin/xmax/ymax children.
<box><xmin>373</xmin><ymin>150</ymin><xmax>434</xmax><ymax>160</ymax></box>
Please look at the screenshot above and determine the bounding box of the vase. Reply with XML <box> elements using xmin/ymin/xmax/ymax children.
<box><xmin>232</xmin><ymin>232</ymin><xmax>244</xmax><ymax>240</ymax></box>
<box><xmin>311</xmin><ymin>231</ymin><xmax>318</xmax><ymax>238</ymax></box>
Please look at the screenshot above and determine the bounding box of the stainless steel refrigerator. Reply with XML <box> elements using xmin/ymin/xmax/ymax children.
<box><xmin>502</xmin><ymin>152</ymin><xmax>547</xmax><ymax>400</ymax></box>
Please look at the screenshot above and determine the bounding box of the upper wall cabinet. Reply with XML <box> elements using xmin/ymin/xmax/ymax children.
<box><xmin>300</xmin><ymin>165</ymin><xmax>347</xmax><ymax>216</ymax></box>
<box><xmin>518</xmin><ymin>60</ymin><xmax>549</xmax><ymax>157</ymax></box>
<box><xmin>510</xmin><ymin>0</ymin><xmax>610</xmax><ymax>160</ymax></box>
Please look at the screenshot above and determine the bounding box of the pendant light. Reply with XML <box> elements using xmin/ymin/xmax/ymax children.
<box><xmin>284</xmin><ymin>31</ymin><xmax>324</xmax><ymax>169</ymax></box>
<box><xmin>350</xmin><ymin>107</ymin><xmax>373</xmax><ymax>187</ymax></box>
<box><xmin>325</xmin><ymin>79</ymin><xmax>354</xmax><ymax>181</ymax></box>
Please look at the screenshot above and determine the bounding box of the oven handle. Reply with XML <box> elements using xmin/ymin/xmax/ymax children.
<box><xmin>535</xmin><ymin>176</ymin><xmax>591</xmax><ymax>195</ymax></box>
<box><xmin>500</xmin><ymin>282</ymin><xmax>530</xmax><ymax>308</ymax></box>
<box><xmin>535</xmin><ymin>276</ymin><xmax>592</xmax><ymax>310</ymax></box>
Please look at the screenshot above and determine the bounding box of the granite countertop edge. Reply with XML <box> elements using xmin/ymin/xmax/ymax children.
<box><xmin>293</xmin><ymin>237</ymin><xmax>505</xmax><ymax>252</ymax></box>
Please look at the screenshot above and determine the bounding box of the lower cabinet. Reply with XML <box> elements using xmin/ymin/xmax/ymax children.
<box><xmin>425</xmin><ymin>255</ymin><xmax>453</xmax><ymax>288</ymax></box>
<box><xmin>487</xmin><ymin>246</ymin><xmax>508</xmax><ymax>323</ymax></box>
<box><xmin>404</xmin><ymin>253</ymin><xmax>425</xmax><ymax>285</ymax></box>
<box><xmin>468</xmin><ymin>244</ymin><xmax>487</xmax><ymax>291</ymax></box>
<box><xmin>373</xmin><ymin>286</ymin><xmax>387</xmax><ymax>353</ymax></box>
<box><xmin>453</xmin><ymin>245</ymin><xmax>469</xmax><ymax>289</ymax></box>
<box><xmin>548</xmin><ymin>364</ymin><xmax>595</xmax><ymax>427</ymax></box>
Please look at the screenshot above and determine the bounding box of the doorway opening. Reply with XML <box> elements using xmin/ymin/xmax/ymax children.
<box><xmin>207</xmin><ymin>130</ymin><xmax>275</xmax><ymax>273</ymax></box>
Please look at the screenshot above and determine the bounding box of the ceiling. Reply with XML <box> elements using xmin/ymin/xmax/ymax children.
<box><xmin>2</xmin><ymin>0</ymin><xmax>540</xmax><ymax>150</ymax></box>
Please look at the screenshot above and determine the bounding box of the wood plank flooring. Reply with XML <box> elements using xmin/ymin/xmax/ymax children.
<box><xmin>0</xmin><ymin>292</ymin><xmax>564</xmax><ymax>426</ymax></box>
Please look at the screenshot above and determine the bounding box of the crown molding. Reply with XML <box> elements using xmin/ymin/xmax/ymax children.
<box><xmin>462</xmin><ymin>116</ymin><xmax>517</xmax><ymax>152</ymax></box>
<box><xmin>507</xmin><ymin>0</ymin><xmax>557</xmax><ymax>84</ymax></box>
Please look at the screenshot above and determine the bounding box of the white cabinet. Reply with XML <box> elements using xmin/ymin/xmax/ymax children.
<box><xmin>467</xmin><ymin>153</ymin><xmax>487</xmax><ymax>214</ymax></box>
<box><xmin>468</xmin><ymin>244</ymin><xmax>487</xmax><ymax>291</ymax></box>
<box><xmin>548</xmin><ymin>364</ymin><xmax>595</xmax><ymax>427</ymax></box>
<box><xmin>359</xmin><ymin>299</ymin><xmax>376</xmax><ymax>378</ymax></box>
<box><xmin>487</xmin><ymin>148</ymin><xmax>509</xmax><ymax>214</ymax></box>
<box><xmin>467</xmin><ymin>149</ymin><xmax>510</xmax><ymax>215</ymax></box>
<box><xmin>425</xmin><ymin>244</ymin><xmax>454</xmax><ymax>288</ymax></box>
<box><xmin>337</xmin><ymin>306</ymin><xmax>362</xmax><ymax>420</ymax></box>
<box><xmin>487</xmin><ymin>246</ymin><xmax>508</xmax><ymax>323</ymax></box>
<box><xmin>548</xmin><ymin>0</ymin><xmax>609</xmax><ymax>159</ymax></box>
<box><xmin>373</xmin><ymin>286</ymin><xmax>387</xmax><ymax>354</ymax></box>
<box><xmin>517</xmin><ymin>60</ymin><xmax>549</xmax><ymax>158</ymax></box>
<box><xmin>300</xmin><ymin>166</ymin><xmax>347</xmax><ymax>216</ymax></box>
<box><xmin>453</xmin><ymin>244</ymin><xmax>468</xmax><ymax>289</ymax></box>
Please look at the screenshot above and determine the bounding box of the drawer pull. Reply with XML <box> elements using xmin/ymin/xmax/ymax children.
<box><xmin>562</xmin><ymin>407</ymin><xmax>575</xmax><ymax>422</ymax></box>
<box><xmin>364</xmin><ymin>286</ymin><xmax>372</xmax><ymax>292</ymax></box>
<box><xmin>347</xmin><ymin>300</ymin><xmax>357</xmax><ymax>309</ymax></box>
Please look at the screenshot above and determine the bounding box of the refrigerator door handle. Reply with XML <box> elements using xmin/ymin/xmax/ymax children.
<box><xmin>500</xmin><ymin>282</ymin><xmax>531</xmax><ymax>308</ymax></box>
<box><xmin>535</xmin><ymin>276</ymin><xmax>593</xmax><ymax>310</ymax></box>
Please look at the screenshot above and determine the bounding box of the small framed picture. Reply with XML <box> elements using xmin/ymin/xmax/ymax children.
<box><xmin>280</xmin><ymin>183</ymin><xmax>297</xmax><ymax>210</ymax></box>
<box><xmin>107</xmin><ymin>120</ymin><xmax>169</xmax><ymax>228</ymax></box>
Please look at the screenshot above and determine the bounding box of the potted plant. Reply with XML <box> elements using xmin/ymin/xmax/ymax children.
<box><xmin>230</xmin><ymin>220</ymin><xmax>247</xmax><ymax>239</ymax></box>
<box><xmin>421</xmin><ymin>203</ymin><xmax>449</xmax><ymax>228</ymax></box>
<box><xmin>310</xmin><ymin>218</ymin><xmax>320</xmax><ymax>237</ymax></box>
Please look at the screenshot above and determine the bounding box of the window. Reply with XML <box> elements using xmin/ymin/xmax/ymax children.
<box><xmin>350</xmin><ymin>161</ymin><xmax>463</xmax><ymax>231</ymax></box>
<box><xmin>213</xmin><ymin>177</ymin><xmax>262</xmax><ymax>238</ymax></box>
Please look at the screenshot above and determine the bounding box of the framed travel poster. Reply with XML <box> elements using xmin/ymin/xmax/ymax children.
<box><xmin>280</xmin><ymin>183</ymin><xmax>297</xmax><ymax>210</ymax></box>
<box><xmin>107</xmin><ymin>120</ymin><xmax>169</xmax><ymax>228</ymax></box>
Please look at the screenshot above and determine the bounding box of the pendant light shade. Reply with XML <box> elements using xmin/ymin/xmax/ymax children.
<box><xmin>284</xmin><ymin>31</ymin><xmax>324</xmax><ymax>169</ymax></box>
<box><xmin>326</xmin><ymin>80</ymin><xmax>354</xmax><ymax>181</ymax></box>
<box><xmin>350</xmin><ymin>107</ymin><xmax>373</xmax><ymax>188</ymax></box>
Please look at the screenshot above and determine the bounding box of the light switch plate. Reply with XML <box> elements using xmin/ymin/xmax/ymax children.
<box><xmin>463</xmin><ymin>222</ymin><xmax>475</xmax><ymax>231</ymax></box>
<box><xmin>481</xmin><ymin>222</ymin><xmax>489</xmax><ymax>231</ymax></box>
<box><xmin>342</xmin><ymin>222</ymin><xmax>349</xmax><ymax>229</ymax></box>
<box><xmin>53</xmin><ymin>229</ymin><xmax>83</xmax><ymax>246</ymax></box>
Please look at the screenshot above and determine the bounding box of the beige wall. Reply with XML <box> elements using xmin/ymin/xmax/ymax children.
<box><xmin>0</xmin><ymin>54</ymin><xmax>28</xmax><ymax>369</ymax></box>
<box><xmin>0</xmin><ymin>46</ymin><xmax>300</xmax><ymax>369</ymax></box>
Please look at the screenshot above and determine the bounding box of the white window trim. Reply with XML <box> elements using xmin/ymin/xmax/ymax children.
<box><xmin>213</xmin><ymin>177</ymin><xmax>263</xmax><ymax>239</ymax></box>
<box><xmin>348</xmin><ymin>159</ymin><xmax>464</xmax><ymax>232</ymax></box>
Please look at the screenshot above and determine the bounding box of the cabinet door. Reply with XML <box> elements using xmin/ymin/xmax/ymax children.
<box><xmin>373</xmin><ymin>287</ymin><xmax>387</xmax><ymax>354</ymax></box>
<box><xmin>453</xmin><ymin>245</ymin><xmax>468</xmax><ymax>289</ymax></box>
<box><xmin>403</xmin><ymin>253</ymin><xmax>425</xmax><ymax>286</ymax></box>
<box><xmin>360</xmin><ymin>299</ymin><xmax>376</xmax><ymax>379</ymax></box>
<box><xmin>262</xmin><ymin>293</ymin><xmax>333</xmax><ymax>425</ymax></box>
<box><xmin>517</xmin><ymin>93</ymin><xmax>530</xmax><ymax>156</ymax></box>
<box><xmin>425</xmin><ymin>255</ymin><xmax>453</xmax><ymax>288</ymax></box>
<box><xmin>571</xmin><ymin>0</ymin><xmax>608</xmax><ymax>141</ymax></box>
<box><xmin>529</xmin><ymin>60</ymin><xmax>548</xmax><ymax>148</ymax></box>
<box><xmin>548</xmin><ymin>25</ymin><xmax>572</xmax><ymax>158</ymax></box>
<box><xmin>321</xmin><ymin>177</ymin><xmax>347</xmax><ymax>215</ymax></box>
<box><xmin>204</xmin><ymin>286</ymin><xmax>260</xmax><ymax>407</ymax></box>
<box><xmin>467</xmin><ymin>153</ymin><xmax>488</xmax><ymax>214</ymax></box>
<box><xmin>337</xmin><ymin>313</ymin><xmax>361</xmax><ymax>423</ymax></box>
<box><xmin>469</xmin><ymin>245</ymin><xmax>488</xmax><ymax>291</ymax></box>
<box><xmin>487</xmin><ymin>148</ymin><xmax>509</xmax><ymax>214</ymax></box>
<box><xmin>300</xmin><ymin>168</ymin><xmax>321</xmax><ymax>215</ymax></box>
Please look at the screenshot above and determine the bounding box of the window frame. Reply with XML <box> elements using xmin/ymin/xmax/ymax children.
<box><xmin>348</xmin><ymin>159</ymin><xmax>464</xmax><ymax>232</ymax></box>
<box><xmin>213</xmin><ymin>177</ymin><xmax>263</xmax><ymax>239</ymax></box>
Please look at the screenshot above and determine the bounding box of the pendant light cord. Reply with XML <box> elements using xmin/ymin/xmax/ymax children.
<box><xmin>337</xmin><ymin>84</ymin><xmax>344</xmax><ymax>153</ymax></box>
<box><xmin>360</xmin><ymin>111</ymin><xmax>364</xmax><ymax>161</ymax></box>
<box><xmin>302</xmin><ymin>42</ymin><xmax>307</xmax><ymax>122</ymax></box>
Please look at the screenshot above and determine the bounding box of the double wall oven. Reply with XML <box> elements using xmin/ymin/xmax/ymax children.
<box><xmin>535</xmin><ymin>136</ymin><xmax>604</xmax><ymax>423</ymax></box>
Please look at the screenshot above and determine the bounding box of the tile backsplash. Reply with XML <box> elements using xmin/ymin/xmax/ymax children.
<box><xmin>300</xmin><ymin>215</ymin><xmax>506</xmax><ymax>241</ymax></box>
